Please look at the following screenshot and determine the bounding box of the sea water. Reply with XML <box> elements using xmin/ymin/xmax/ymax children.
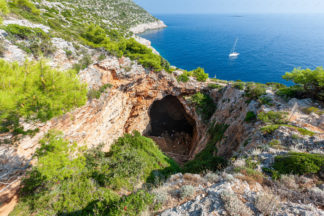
<box><xmin>139</xmin><ymin>14</ymin><xmax>324</xmax><ymax>84</ymax></box>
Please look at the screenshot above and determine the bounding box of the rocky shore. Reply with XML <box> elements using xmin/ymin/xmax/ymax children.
<box><xmin>130</xmin><ymin>20</ymin><xmax>167</xmax><ymax>34</ymax></box>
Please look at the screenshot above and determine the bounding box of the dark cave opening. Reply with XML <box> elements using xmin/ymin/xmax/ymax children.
<box><xmin>147</xmin><ymin>95</ymin><xmax>196</xmax><ymax>163</ymax></box>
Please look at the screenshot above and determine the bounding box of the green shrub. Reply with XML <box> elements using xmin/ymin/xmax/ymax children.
<box><xmin>4</xmin><ymin>24</ymin><xmax>55</xmax><ymax>57</ymax></box>
<box><xmin>182</xmin><ymin>123</ymin><xmax>228</xmax><ymax>173</ymax></box>
<box><xmin>87</xmin><ymin>84</ymin><xmax>112</xmax><ymax>100</ymax></box>
<box><xmin>4</xmin><ymin>24</ymin><xmax>48</xmax><ymax>40</ymax></box>
<box><xmin>259</xmin><ymin>96</ymin><xmax>273</xmax><ymax>106</ymax></box>
<box><xmin>245</xmin><ymin>83</ymin><xmax>267</xmax><ymax>100</ymax></box>
<box><xmin>189</xmin><ymin>92</ymin><xmax>216</xmax><ymax>121</ymax></box>
<box><xmin>273</xmin><ymin>152</ymin><xmax>324</xmax><ymax>175</ymax></box>
<box><xmin>87</xmin><ymin>131</ymin><xmax>180</xmax><ymax>191</ymax></box>
<box><xmin>282</xmin><ymin>67</ymin><xmax>324</xmax><ymax>101</ymax></box>
<box><xmin>244</xmin><ymin>111</ymin><xmax>257</xmax><ymax>122</ymax></box>
<box><xmin>0</xmin><ymin>60</ymin><xmax>87</xmax><ymax>133</ymax></box>
<box><xmin>260</xmin><ymin>125</ymin><xmax>280</xmax><ymax>134</ymax></box>
<box><xmin>0</xmin><ymin>0</ymin><xmax>9</xmax><ymax>23</ymax></box>
<box><xmin>177</xmin><ymin>72</ymin><xmax>190</xmax><ymax>83</ymax></box>
<box><xmin>11</xmin><ymin>131</ymin><xmax>170</xmax><ymax>215</ymax></box>
<box><xmin>179</xmin><ymin>185</ymin><xmax>195</xmax><ymax>199</ymax></box>
<box><xmin>191</xmin><ymin>67</ymin><xmax>208</xmax><ymax>82</ymax></box>
<box><xmin>301</xmin><ymin>106</ymin><xmax>324</xmax><ymax>115</ymax></box>
<box><xmin>234</xmin><ymin>82</ymin><xmax>245</xmax><ymax>90</ymax></box>
<box><xmin>276</xmin><ymin>85</ymin><xmax>305</xmax><ymax>100</ymax></box>
<box><xmin>266</xmin><ymin>82</ymin><xmax>286</xmax><ymax>90</ymax></box>
<box><xmin>208</xmin><ymin>83</ymin><xmax>222</xmax><ymax>89</ymax></box>
<box><xmin>258</xmin><ymin>111</ymin><xmax>287</xmax><ymax>124</ymax></box>
<box><xmin>12</xmin><ymin>0</ymin><xmax>40</xmax><ymax>15</ymax></box>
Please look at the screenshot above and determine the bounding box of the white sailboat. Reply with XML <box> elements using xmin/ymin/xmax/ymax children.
<box><xmin>229</xmin><ymin>38</ymin><xmax>240</xmax><ymax>57</ymax></box>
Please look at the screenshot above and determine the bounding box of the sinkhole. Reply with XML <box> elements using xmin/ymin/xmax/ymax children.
<box><xmin>147</xmin><ymin>95</ymin><xmax>196</xmax><ymax>163</ymax></box>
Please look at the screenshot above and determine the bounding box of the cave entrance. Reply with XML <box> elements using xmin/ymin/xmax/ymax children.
<box><xmin>147</xmin><ymin>95</ymin><xmax>195</xmax><ymax>164</ymax></box>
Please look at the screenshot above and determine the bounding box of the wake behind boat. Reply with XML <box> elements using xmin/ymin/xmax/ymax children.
<box><xmin>229</xmin><ymin>38</ymin><xmax>240</xmax><ymax>57</ymax></box>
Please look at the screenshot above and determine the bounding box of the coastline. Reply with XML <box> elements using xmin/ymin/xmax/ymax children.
<box><xmin>130</xmin><ymin>20</ymin><xmax>167</xmax><ymax>34</ymax></box>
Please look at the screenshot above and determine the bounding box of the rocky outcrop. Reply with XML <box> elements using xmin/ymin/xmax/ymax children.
<box><xmin>130</xmin><ymin>20</ymin><xmax>167</xmax><ymax>34</ymax></box>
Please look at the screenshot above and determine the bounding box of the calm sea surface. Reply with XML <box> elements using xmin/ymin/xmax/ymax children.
<box><xmin>139</xmin><ymin>14</ymin><xmax>324</xmax><ymax>85</ymax></box>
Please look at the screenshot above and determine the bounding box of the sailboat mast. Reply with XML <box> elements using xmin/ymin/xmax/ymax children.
<box><xmin>232</xmin><ymin>38</ymin><xmax>238</xmax><ymax>53</ymax></box>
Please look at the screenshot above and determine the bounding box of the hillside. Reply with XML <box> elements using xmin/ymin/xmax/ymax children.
<box><xmin>0</xmin><ymin>0</ymin><xmax>323</xmax><ymax>216</ymax></box>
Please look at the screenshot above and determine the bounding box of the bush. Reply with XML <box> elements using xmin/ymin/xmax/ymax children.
<box><xmin>234</xmin><ymin>82</ymin><xmax>245</xmax><ymax>90</ymax></box>
<box><xmin>191</xmin><ymin>67</ymin><xmax>208</xmax><ymax>82</ymax></box>
<box><xmin>0</xmin><ymin>59</ymin><xmax>87</xmax><ymax>133</ymax></box>
<box><xmin>260</xmin><ymin>125</ymin><xmax>280</xmax><ymax>134</ymax></box>
<box><xmin>86</xmin><ymin>131</ymin><xmax>180</xmax><ymax>191</ymax></box>
<box><xmin>245</xmin><ymin>82</ymin><xmax>267</xmax><ymax>100</ymax></box>
<box><xmin>11</xmin><ymin>131</ymin><xmax>172</xmax><ymax>215</ymax></box>
<box><xmin>87</xmin><ymin>84</ymin><xmax>112</xmax><ymax>100</ymax></box>
<box><xmin>4</xmin><ymin>24</ymin><xmax>55</xmax><ymax>57</ymax></box>
<box><xmin>301</xmin><ymin>106</ymin><xmax>323</xmax><ymax>115</ymax></box>
<box><xmin>177</xmin><ymin>72</ymin><xmax>190</xmax><ymax>83</ymax></box>
<box><xmin>244</xmin><ymin>111</ymin><xmax>257</xmax><ymax>122</ymax></box>
<box><xmin>220</xmin><ymin>191</ymin><xmax>253</xmax><ymax>216</ymax></box>
<box><xmin>179</xmin><ymin>185</ymin><xmax>195</xmax><ymax>199</ymax></box>
<box><xmin>258</xmin><ymin>111</ymin><xmax>287</xmax><ymax>124</ymax></box>
<box><xmin>276</xmin><ymin>85</ymin><xmax>305</xmax><ymax>100</ymax></box>
<box><xmin>282</xmin><ymin>67</ymin><xmax>324</xmax><ymax>101</ymax></box>
<box><xmin>259</xmin><ymin>96</ymin><xmax>273</xmax><ymax>106</ymax></box>
<box><xmin>273</xmin><ymin>152</ymin><xmax>324</xmax><ymax>175</ymax></box>
<box><xmin>208</xmin><ymin>83</ymin><xmax>222</xmax><ymax>89</ymax></box>
<box><xmin>182</xmin><ymin>124</ymin><xmax>228</xmax><ymax>173</ymax></box>
<box><xmin>266</xmin><ymin>82</ymin><xmax>286</xmax><ymax>90</ymax></box>
<box><xmin>255</xmin><ymin>193</ymin><xmax>280</xmax><ymax>215</ymax></box>
<box><xmin>189</xmin><ymin>92</ymin><xmax>216</xmax><ymax>121</ymax></box>
<box><xmin>12</xmin><ymin>0</ymin><xmax>40</xmax><ymax>15</ymax></box>
<box><xmin>0</xmin><ymin>0</ymin><xmax>9</xmax><ymax>23</ymax></box>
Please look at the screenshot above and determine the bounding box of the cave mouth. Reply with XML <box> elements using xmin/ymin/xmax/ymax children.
<box><xmin>147</xmin><ymin>95</ymin><xmax>195</xmax><ymax>163</ymax></box>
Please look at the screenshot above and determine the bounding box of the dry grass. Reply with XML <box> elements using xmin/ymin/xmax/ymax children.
<box><xmin>220</xmin><ymin>191</ymin><xmax>253</xmax><ymax>216</ymax></box>
<box><xmin>255</xmin><ymin>192</ymin><xmax>281</xmax><ymax>215</ymax></box>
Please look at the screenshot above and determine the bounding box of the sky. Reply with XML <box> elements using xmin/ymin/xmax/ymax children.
<box><xmin>134</xmin><ymin>0</ymin><xmax>324</xmax><ymax>14</ymax></box>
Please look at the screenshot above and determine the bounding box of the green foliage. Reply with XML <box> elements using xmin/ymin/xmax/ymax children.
<box><xmin>11</xmin><ymin>0</ymin><xmax>40</xmax><ymax>15</ymax></box>
<box><xmin>273</xmin><ymin>152</ymin><xmax>324</xmax><ymax>175</ymax></box>
<box><xmin>245</xmin><ymin>83</ymin><xmax>267</xmax><ymax>100</ymax></box>
<box><xmin>182</xmin><ymin>123</ymin><xmax>228</xmax><ymax>173</ymax></box>
<box><xmin>86</xmin><ymin>131</ymin><xmax>180</xmax><ymax>191</ymax></box>
<box><xmin>260</xmin><ymin>125</ymin><xmax>280</xmax><ymax>134</ymax></box>
<box><xmin>125</xmin><ymin>38</ymin><xmax>162</xmax><ymax>71</ymax></box>
<box><xmin>177</xmin><ymin>73</ymin><xmax>190</xmax><ymax>83</ymax></box>
<box><xmin>266</xmin><ymin>82</ymin><xmax>286</xmax><ymax>90</ymax></box>
<box><xmin>282</xmin><ymin>67</ymin><xmax>324</xmax><ymax>101</ymax></box>
<box><xmin>189</xmin><ymin>92</ymin><xmax>216</xmax><ymax>121</ymax></box>
<box><xmin>11</xmin><ymin>131</ymin><xmax>170</xmax><ymax>215</ymax></box>
<box><xmin>0</xmin><ymin>0</ymin><xmax>9</xmax><ymax>23</ymax></box>
<box><xmin>208</xmin><ymin>83</ymin><xmax>222</xmax><ymax>89</ymax></box>
<box><xmin>3</xmin><ymin>24</ymin><xmax>55</xmax><ymax>57</ymax></box>
<box><xmin>234</xmin><ymin>81</ymin><xmax>245</xmax><ymax>90</ymax></box>
<box><xmin>301</xmin><ymin>106</ymin><xmax>324</xmax><ymax>115</ymax></box>
<box><xmin>276</xmin><ymin>85</ymin><xmax>305</xmax><ymax>100</ymax></box>
<box><xmin>191</xmin><ymin>67</ymin><xmax>208</xmax><ymax>82</ymax></box>
<box><xmin>258</xmin><ymin>111</ymin><xmax>288</xmax><ymax>124</ymax></box>
<box><xmin>244</xmin><ymin>111</ymin><xmax>257</xmax><ymax>122</ymax></box>
<box><xmin>0</xmin><ymin>59</ymin><xmax>87</xmax><ymax>133</ymax></box>
<box><xmin>258</xmin><ymin>96</ymin><xmax>273</xmax><ymax>106</ymax></box>
<box><xmin>87</xmin><ymin>84</ymin><xmax>112</xmax><ymax>100</ymax></box>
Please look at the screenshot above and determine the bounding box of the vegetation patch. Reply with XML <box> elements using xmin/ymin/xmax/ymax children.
<box><xmin>244</xmin><ymin>111</ymin><xmax>257</xmax><ymax>122</ymax></box>
<box><xmin>258</xmin><ymin>111</ymin><xmax>288</xmax><ymax>124</ymax></box>
<box><xmin>282</xmin><ymin>67</ymin><xmax>324</xmax><ymax>101</ymax></box>
<box><xmin>87</xmin><ymin>84</ymin><xmax>112</xmax><ymax>100</ymax></box>
<box><xmin>191</xmin><ymin>67</ymin><xmax>208</xmax><ymax>82</ymax></box>
<box><xmin>0</xmin><ymin>59</ymin><xmax>87</xmax><ymax>135</ymax></box>
<box><xmin>182</xmin><ymin>123</ymin><xmax>228</xmax><ymax>173</ymax></box>
<box><xmin>273</xmin><ymin>152</ymin><xmax>324</xmax><ymax>175</ymax></box>
<box><xmin>188</xmin><ymin>92</ymin><xmax>216</xmax><ymax>121</ymax></box>
<box><xmin>245</xmin><ymin>82</ymin><xmax>267</xmax><ymax>100</ymax></box>
<box><xmin>11</xmin><ymin>131</ymin><xmax>178</xmax><ymax>215</ymax></box>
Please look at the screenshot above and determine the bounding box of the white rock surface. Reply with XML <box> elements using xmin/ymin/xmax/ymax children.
<box><xmin>130</xmin><ymin>20</ymin><xmax>166</xmax><ymax>34</ymax></box>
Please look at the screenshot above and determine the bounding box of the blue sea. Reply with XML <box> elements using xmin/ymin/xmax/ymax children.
<box><xmin>139</xmin><ymin>14</ymin><xmax>324</xmax><ymax>85</ymax></box>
